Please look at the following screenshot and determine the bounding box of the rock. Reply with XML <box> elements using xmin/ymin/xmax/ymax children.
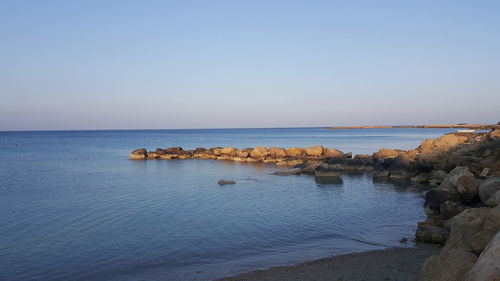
<box><xmin>490</xmin><ymin>129</ymin><xmax>500</xmax><ymax>139</ymax></box>
<box><xmin>480</xmin><ymin>168</ymin><xmax>491</xmax><ymax>177</ymax></box>
<box><xmin>286</xmin><ymin>147</ymin><xmax>305</xmax><ymax>157</ymax></box>
<box><xmin>420</xmin><ymin>248</ymin><xmax>478</xmax><ymax>281</ymax></box>
<box><xmin>440</xmin><ymin>201</ymin><xmax>468</xmax><ymax>220</ymax></box>
<box><xmin>456</xmin><ymin>175</ymin><xmax>482</xmax><ymax>203</ymax></box>
<box><xmin>399</xmin><ymin>237</ymin><xmax>408</xmax><ymax>243</ymax></box>
<box><xmin>250</xmin><ymin>146</ymin><xmax>269</xmax><ymax>158</ymax></box>
<box><xmin>211</xmin><ymin>147</ymin><xmax>223</xmax><ymax>156</ymax></box>
<box><xmin>146</xmin><ymin>151</ymin><xmax>158</xmax><ymax>159</ymax></box>
<box><xmin>293</xmin><ymin>161</ymin><xmax>323</xmax><ymax>174</ymax></box>
<box><xmin>268</xmin><ymin>147</ymin><xmax>287</xmax><ymax>159</ymax></box>
<box><xmin>314</xmin><ymin>164</ymin><xmax>342</xmax><ymax>177</ymax></box>
<box><xmin>464</xmin><ymin>231</ymin><xmax>500</xmax><ymax>281</ymax></box>
<box><xmin>130</xmin><ymin>148</ymin><xmax>147</xmax><ymax>160</ymax></box>
<box><xmin>155</xmin><ymin>148</ymin><xmax>167</xmax><ymax>155</ymax></box>
<box><xmin>411</xmin><ymin>174</ymin><xmax>429</xmax><ymax>184</ymax></box>
<box><xmin>323</xmin><ymin>148</ymin><xmax>344</xmax><ymax>158</ymax></box>
<box><xmin>221</xmin><ymin>147</ymin><xmax>236</xmax><ymax>155</ymax></box>
<box><xmin>415</xmin><ymin>225</ymin><xmax>450</xmax><ymax>244</ymax></box>
<box><xmin>446</xmin><ymin>207</ymin><xmax>500</xmax><ymax>255</ymax></box>
<box><xmin>479</xmin><ymin>177</ymin><xmax>500</xmax><ymax>206</ymax></box>
<box><xmin>165</xmin><ymin>147</ymin><xmax>183</xmax><ymax>153</ymax></box>
<box><xmin>342</xmin><ymin>158</ymin><xmax>373</xmax><ymax>171</ymax></box>
<box><xmin>373</xmin><ymin>148</ymin><xmax>403</xmax><ymax>161</ymax></box>
<box><xmin>272</xmin><ymin>168</ymin><xmax>302</xmax><ymax>175</ymax></box>
<box><xmin>235</xmin><ymin>149</ymin><xmax>249</xmax><ymax>158</ymax></box>
<box><xmin>217</xmin><ymin>180</ymin><xmax>236</xmax><ymax>185</ymax></box>
<box><xmin>441</xmin><ymin>166</ymin><xmax>474</xmax><ymax>189</ymax></box>
<box><xmin>304</xmin><ymin>145</ymin><xmax>324</xmax><ymax>157</ymax></box>
<box><xmin>424</xmin><ymin>188</ymin><xmax>461</xmax><ymax>218</ymax></box>
<box><xmin>195</xmin><ymin>147</ymin><xmax>207</xmax><ymax>152</ymax></box>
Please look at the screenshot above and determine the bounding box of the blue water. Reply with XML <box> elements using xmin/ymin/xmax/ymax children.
<box><xmin>0</xmin><ymin>128</ymin><xmax>454</xmax><ymax>281</ymax></box>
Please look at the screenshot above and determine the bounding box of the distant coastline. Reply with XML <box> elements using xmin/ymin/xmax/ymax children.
<box><xmin>326</xmin><ymin>124</ymin><xmax>500</xmax><ymax>130</ymax></box>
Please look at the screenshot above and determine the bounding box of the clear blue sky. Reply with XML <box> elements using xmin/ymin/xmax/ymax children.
<box><xmin>1</xmin><ymin>0</ymin><xmax>499</xmax><ymax>130</ymax></box>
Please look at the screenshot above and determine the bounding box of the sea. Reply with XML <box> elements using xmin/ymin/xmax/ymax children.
<box><xmin>0</xmin><ymin>127</ymin><xmax>455</xmax><ymax>281</ymax></box>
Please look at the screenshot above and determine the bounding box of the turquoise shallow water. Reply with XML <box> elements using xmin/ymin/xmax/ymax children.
<box><xmin>0</xmin><ymin>128</ymin><xmax>455</xmax><ymax>280</ymax></box>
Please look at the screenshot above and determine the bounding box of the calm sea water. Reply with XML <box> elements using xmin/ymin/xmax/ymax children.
<box><xmin>0</xmin><ymin>127</ymin><xmax>454</xmax><ymax>281</ymax></box>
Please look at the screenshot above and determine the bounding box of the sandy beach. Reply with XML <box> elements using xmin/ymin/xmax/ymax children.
<box><xmin>217</xmin><ymin>244</ymin><xmax>440</xmax><ymax>281</ymax></box>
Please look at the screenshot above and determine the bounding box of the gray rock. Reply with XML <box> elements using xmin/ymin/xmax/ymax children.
<box><xmin>465</xmin><ymin>231</ymin><xmax>500</xmax><ymax>281</ymax></box>
<box><xmin>415</xmin><ymin>225</ymin><xmax>450</xmax><ymax>244</ymax></box>
<box><xmin>424</xmin><ymin>188</ymin><xmax>461</xmax><ymax>218</ymax></box>
<box><xmin>479</xmin><ymin>177</ymin><xmax>500</xmax><ymax>206</ymax></box>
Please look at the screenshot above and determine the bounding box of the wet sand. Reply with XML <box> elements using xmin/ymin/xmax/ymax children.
<box><xmin>217</xmin><ymin>244</ymin><xmax>440</xmax><ymax>281</ymax></box>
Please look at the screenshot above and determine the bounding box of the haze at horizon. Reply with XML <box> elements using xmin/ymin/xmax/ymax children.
<box><xmin>1</xmin><ymin>0</ymin><xmax>499</xmax><ymax>131</ymax></box>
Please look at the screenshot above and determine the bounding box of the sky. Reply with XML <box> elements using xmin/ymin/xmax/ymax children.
<box><xmin>1</xmin><ymin>0</ymin><xmax>499</xmax><ymax>131</ymax></box>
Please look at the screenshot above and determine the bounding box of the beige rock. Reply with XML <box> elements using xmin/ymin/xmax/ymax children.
<box><xmin>420</xmin><ymin>248</ymin><xmax>477</xmax><ymax>281</ymax></box>
<box><xmin>235</xmin><ymin>150</ymin><xmax>249</xmax><ymax>158</ymax></box>
<box><xmin>373</xmin><ymin>148</ymin><xmax>403</xmax><ymax>161</ymax></box>
<box><xmin>286</xmin><ymin>147</ymin><xmax>305</xmax><ymax>157</ymax></box>
<box><xmin>490</xmin><ymin>129</ymin><xmax>500</xmax><ymax>139</ymax></box>
<box><xmin>147</xmin><ymin>152</ymin><xmax>159</xmax><ymax>159</ymax></box>
<box><xmin>250</xmin><ymin>146</ymin><xmax>269</xmax><ymax>158</ymax></box>
<box><xmin>304</xmin><ymin>145</ymin><xmax>324</xmax><ymax>157</ymax></box>
<box><xmin>268</xmin><ymin>147</ymin><xmax>287</xmax><ymax>158</ymax></box>
<box><xmin>465</xmin><ymin>231</ymin><xmax>500</xmax><ymax>281</ymax></box>
<box><xmin>130</xmin><ymin>148</ymin><xmax>147</xmax><ymax>160</ymax></box>
<box><xmin>323</xmin><ymin>148</ymin><xmax>344</xmax><ymax>158</ymax></box>
<box><xmin>221</xmin><ymin>147</ymin><xmax>236</xmax><ymax>155</ymax></box>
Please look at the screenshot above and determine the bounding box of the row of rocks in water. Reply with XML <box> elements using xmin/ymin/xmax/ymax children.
<box><xmin>131</xmin><ymin>129</ymin><xmax>500</xmax><ymax>280</ymax></box>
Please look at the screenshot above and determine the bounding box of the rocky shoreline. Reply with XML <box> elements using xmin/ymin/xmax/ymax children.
<box><xmin>131</xmin><ymin>129</ymin><xmax>500</xmax><ymax>281</ymax></box>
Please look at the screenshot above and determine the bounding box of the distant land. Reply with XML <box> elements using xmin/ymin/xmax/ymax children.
<box><xmin>326</xmin><ymin>124</ymin><xmax>500</xmax><ymax>130</ymax></box>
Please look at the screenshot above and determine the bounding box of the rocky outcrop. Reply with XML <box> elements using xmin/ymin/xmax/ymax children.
<box><xmin>130</xmin><ymin>148</ymin><xmax>147</xmax><ymax>160</ymax></box>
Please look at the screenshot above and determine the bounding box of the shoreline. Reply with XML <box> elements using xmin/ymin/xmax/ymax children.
<box><xmin>325</xmin><ymin>124</ymin><xmax>499</xmax><ymax>130</ymax></box>
<box><xmin>216</xmin><ymin>244</ymin><xmax>440</xmax><ymax>281</ymax></box>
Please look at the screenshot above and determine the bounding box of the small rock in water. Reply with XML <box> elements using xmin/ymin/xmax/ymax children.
<box><xmin>218</xmin><ymin>180</ymin><xmax>236</xmax><ymax>185</ymax></box>
<box><xmin>399</xmin><ymin>237</ymin><xmax>408</xmax><ymax>243</ymax></box>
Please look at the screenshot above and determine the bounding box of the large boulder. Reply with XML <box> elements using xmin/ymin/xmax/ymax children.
<box><xmin>479</xmin><ymin>177</ymin><xmax>500</xmax><ymax>207</ymax></box>
<box><xmin>130</xmin><ymin>148</ymin><xmax>147</xmax><ymax>160</ymax></box>
<box><xmin>441</xmin><ymin>166</ymin><xmax>474</xmax><ymax>189</ymax></box>
<box><xmin>314</xmin><ymin>164</ymin><xmax>342</xmax><ymax>178</ymax></box>
<box><xmin>424</xmin><ymin>188</ymin><xmax>461</xmax><ymax>218</ymax></box>
<box><xmin>323</xmin><ymin>148</ymin><xmax>344</xmax><ymax>158</ymax></box>
<box><xmin>165</xmin><ymin>147</ymin><xmax>183</xmax><ymax>153</ymax></box>
<box><xmin>415</xmin><ymin>225</ymin><xmax>450</xmax><ymax>244</ymax></box>
<box><xmin>420</xmin><ymin>207</ymin><xmax>500</xmax><ymax>281</ymax></box>
<box><xmin>420</xmin><ymin>248</ymin><xmax>478</xmax><ymax>281</ymax></box>
<box><xmin>268</xmin><ymin>147</ymin><xmax>287</xmax><ymax>159</ymax></box>
<box><xmin>373</xmin><ymin>148</ymin><xmax>403</xmax><ymax>162</ymax></box>
<box><xmin>304</xmin><ymin>145</ymin><xmax>324</xmax><ymax>157</ymax></box>
<box><xmin>220</xmin><ymin>147</ymin><xmax>236</xmax><ymax>156</ymax></box>
<box><xmin>464</xmin><ymin>231</ymin><xmax>500</xmax><ymax>281</ymax></box>
<box><xmin>250</xmin><ymin>146</ymin><xmax>269</xmax><ymax>158</ymax></box>
<box><xmin>286</xmin><ymin>147</ymin><xmax>305</xmax><ymax>157</ymax></box>
<box><xmin>456</xmin><ymin>175</ymin><xmax>482</xmax><ymax>203</ymax></box>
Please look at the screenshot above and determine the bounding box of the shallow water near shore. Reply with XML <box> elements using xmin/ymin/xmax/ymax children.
<box><xmin>0</xmin><ymin>127</ymin><xmax>455</xmax><ymax>281</ymax></box>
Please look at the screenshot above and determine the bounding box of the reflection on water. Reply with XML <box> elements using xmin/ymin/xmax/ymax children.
<box><xmin>0</xmin><ymin>129</ymin><xmax>434</xmax><ymax>281</ymax></box>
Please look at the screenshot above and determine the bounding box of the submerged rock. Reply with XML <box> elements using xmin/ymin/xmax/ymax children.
<box><xmin>217</xmin><ymin>180</ymin><xmax>236</xmax><ymax>185</ymax></box>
